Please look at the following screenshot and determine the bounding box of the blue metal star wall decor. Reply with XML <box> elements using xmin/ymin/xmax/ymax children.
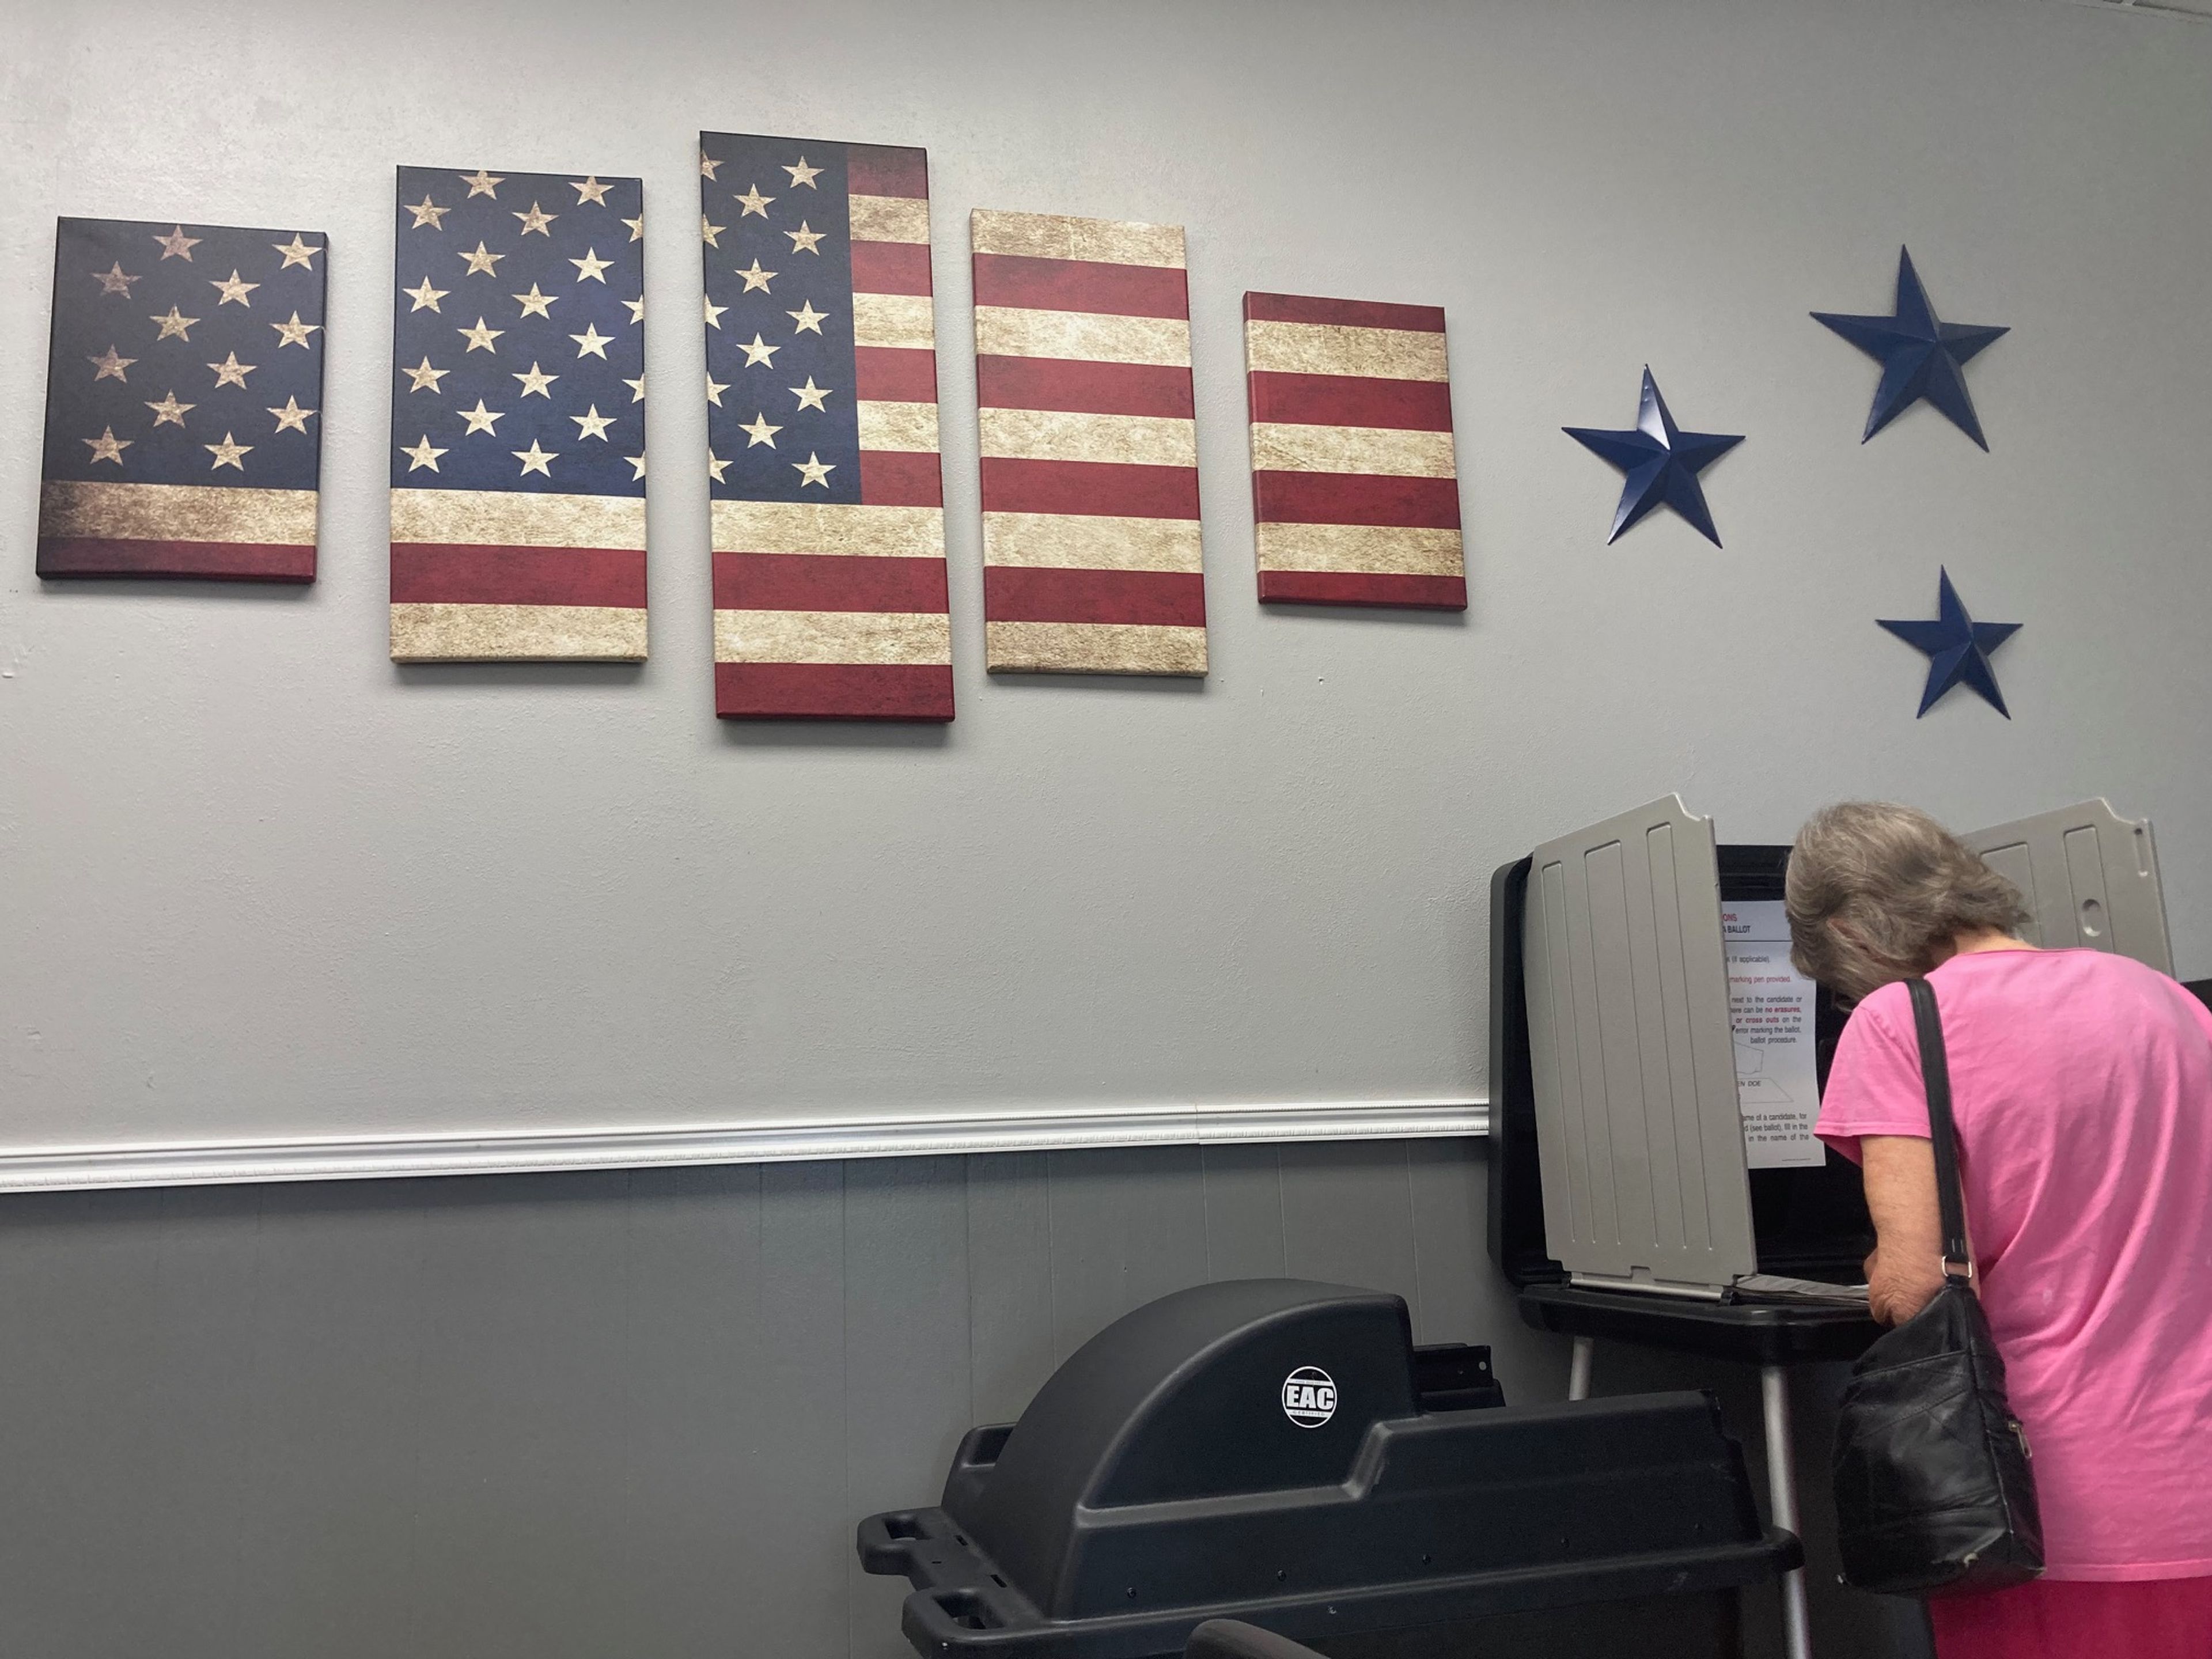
<box><xmin>1563</xmin><ymin>368</ymin><xmax>1744</xmax><ymax>547</ymax></box>
<box><xmin>1813</xmin><ymin>248</ymin><xmax>2009</xmax><ymax>450</ymax></box>
<box><xmin>1878</xmin><ymin>567</ymin><xmax>2021</xmax><ymax>718</ymax></box>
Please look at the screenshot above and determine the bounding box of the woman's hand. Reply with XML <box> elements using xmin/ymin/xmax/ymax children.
<box><xmin>1860</xmin><ymin>1137</ymin><xmax>1950</xmax><ymax>1325</ymax></box>
<box><xmin>1865</xmin><ymin>1245</ymin><xmax>1948</xmax><ymax>1325</ymax></box>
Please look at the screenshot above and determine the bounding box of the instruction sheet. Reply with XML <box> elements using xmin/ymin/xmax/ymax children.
<box><xmin>1722</xmin><ymin>899</ymin><xmax>1827</xmax><ymax>1169</ymax></box>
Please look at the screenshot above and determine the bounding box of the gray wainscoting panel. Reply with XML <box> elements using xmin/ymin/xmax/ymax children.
<box><xmin>1198</xmin><ymin>1143</ymin><xmax>1290</xmax><ymax>1281</ymax></box>
<box><xmin>1043</xmin><ymin>1145</ymin><xmax>1212</xmax><ymax>1369</ymax></box>
<box><xmin>233</xmin><ymin>1181</ymin><xmax>435</xmax><ymax>1659</ymax></box>
<box><xmin>0</xmin><ymin>1140</ymin><xmax>1906</xmax><ymax>1659</ymax></box>
<box><xmin>843</xmin><ymin>1159</ymin><xmax>975</xmax><ymax>1659</ymax></box>
<box><xmin>966</xmin><ymin>1151</ymin><xmax>1057</xmax><ymax>1426</ymax></box>
<box><xmin>759</xmin><ymin>1159</ymin><xmax>851</xmax><ymax>1656</ymax></box>
<box><xmin>619</xmin><ymin>1164</ymin><xmax>768</xmax><ymax>1657</ymax></box>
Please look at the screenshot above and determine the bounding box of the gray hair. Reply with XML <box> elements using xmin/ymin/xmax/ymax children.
<box><xmin>1785</xmin><ymin>801</ymin><xmax>2029</xmax><ymax>1001</ymax></box>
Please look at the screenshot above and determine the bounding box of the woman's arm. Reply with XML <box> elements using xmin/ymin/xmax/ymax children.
<box><xmin>1859</xmin><ymin>1135</ymin><xmax>1948</xmax><ymax>1325</ymax></box>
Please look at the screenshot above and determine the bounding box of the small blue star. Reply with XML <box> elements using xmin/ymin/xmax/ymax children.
<box><xmin>1813</xmin><ymin>248</ymin><xmax>2009</xmax><ymax>450</ymax></box>
<box><xmin>1563</xmin><ymin>368</ymin><xmax>1744</xmax><ymax>547</ymax></box>
<box><xmin>1878</xmin><ymin>567</ymin><xmax>2021</xmax><ymax>718</ymax></box>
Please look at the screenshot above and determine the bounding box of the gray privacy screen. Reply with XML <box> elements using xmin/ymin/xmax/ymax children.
<box><xmin>1963</xmin><ymin>800</ymin><xmax>2173</xmax><ymax>975</ymax></box>
<box><xmin>1521</xmin><ymin>796</ymin><xmax>1757</xmax><ymax>1296</ymax></box>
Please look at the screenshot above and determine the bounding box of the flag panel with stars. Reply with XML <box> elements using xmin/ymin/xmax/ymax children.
<box><xmin>703</xmin><ymin>131</ymin><xmax>951</xmax><ymax>721</ymax></box>
<box><xmin>972</xmin><ymin>210</ymin><xmax>1206</xmax><ymax>677</ymax></box>
<box><xmin>387</xmin><ymin>165</ymin><xmax>647</xmax><ymax>662</ymax></box>
<box><xmin>1244</xmin><ymin>293</ymin><xmax>1467</xmax><ymax>610</ymax></box>
<box><xmin>36</xmin><ymin>216</ymin><xmax>326</xmax><ymax>581</ymax></box>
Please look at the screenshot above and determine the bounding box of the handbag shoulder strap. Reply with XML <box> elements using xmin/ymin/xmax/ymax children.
<box><xmin>1904</xmin><ymin>978</ymin><xmax>1975</xmax><ymax>1282</ymax></box>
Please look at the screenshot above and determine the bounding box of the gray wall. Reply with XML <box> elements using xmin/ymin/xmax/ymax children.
<box><xmin>0</xmin><ymin>1139</ymin><xmax>1927</xmax><ymax>1659</ymax></box>
<box><xmin>7</xmin><ymin>0</ymin><xmax>2212</xmax><ymax>1157</ymax></box>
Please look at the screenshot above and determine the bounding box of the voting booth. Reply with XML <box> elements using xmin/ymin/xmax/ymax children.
<box><xmin>1486</xmin><ymin>794</ymin><xmax>2173</xmax><ymax>1658</ymax></box>
<box><xmin>858</xmin><ymin>1279</ymin><xmax>1794</xmax><ymax>1659</ymax></box>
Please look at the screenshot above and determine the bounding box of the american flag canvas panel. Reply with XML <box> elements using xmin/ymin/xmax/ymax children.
<box><xmin>1244</xmin><ymin>293</ymin><xmax>1466</xmax><ymax>609</ymax></box>
<box><xmin>973</xmin><ymin>210</ymin><xmax>1206</xmax><ymax>676</ymax></box>
<box><xmin>37</xmin><ymin>217</ymin><xmax>325</xmax><ymax>581</ymax></box>
<box><xmin>388</xmin><ymin>166</ymin><xmax>646</xmax><ymax>662</ymax></box>
<box><xmin>702</xmin><ymin>131</ymin><xmax>951</xmax><ymax>720</ymax></box>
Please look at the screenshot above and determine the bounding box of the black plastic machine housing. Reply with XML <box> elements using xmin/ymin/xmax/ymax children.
<box><xmin>858</xmin><ymin>1279</ymin><xmax>1796</xmax><ymax>1659</ymax></box>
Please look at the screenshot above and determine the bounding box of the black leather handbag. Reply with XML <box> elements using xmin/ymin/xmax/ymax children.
<box><xmin>1832</xmin><ymin>978</ymin><xmax>2044</xmax><ymax>1596</ymax></box>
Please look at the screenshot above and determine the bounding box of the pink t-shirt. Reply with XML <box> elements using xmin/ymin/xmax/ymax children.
<box><xmin>1817</xmin><ymin>948</ymin><xmax>2212</xmax><ymax>1582</ymax></box>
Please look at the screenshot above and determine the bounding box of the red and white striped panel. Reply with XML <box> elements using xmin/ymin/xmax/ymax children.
<box><xmin>713</xmin><ymin>142</ymin><xmax>951</xmax><ymax>720</ymax></box>
<box><xmin>973</xmin><ymin>210</ymin><xmax>1206</xmax><ymax>676</ymax></box>
<box><xmin>1244</xmin><ymin>293</ymin><xmax>1465</xmax><ymax>610</ymax></box>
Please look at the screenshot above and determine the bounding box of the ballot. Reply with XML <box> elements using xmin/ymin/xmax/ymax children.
<box><xmin>1722</xmin><ymin>900</ymin><xmax>1827</xmax><ymax>1169</ymax></box>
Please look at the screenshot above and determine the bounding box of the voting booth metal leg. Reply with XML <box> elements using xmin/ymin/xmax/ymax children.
<box><xmin>1566</xmin><ymin>1335</ymin><xmax>1593</xmax><ymax>1400</ymax></box>
<box><xmin>1761</xmin><ymin>1363</ymin><xmax>1813</xmax><ymax>1659</ymax></box>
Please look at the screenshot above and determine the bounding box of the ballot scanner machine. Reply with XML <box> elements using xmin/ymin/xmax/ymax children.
<box><xmin>859</xmin><ymin>1279</ymin><xmax>1796</xmax><ymax>1659</ymax></box>
<box><xmin>1487</xmin><ymin>794</ymin><xmax>2173</xmax><ymax>1658</ymax></box>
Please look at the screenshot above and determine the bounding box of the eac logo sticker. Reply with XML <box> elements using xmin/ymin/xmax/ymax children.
<box><xmin>1281</xmin><ymin>1366</ymin><xmax>1337</xmax><ymax>1428</ymax></box>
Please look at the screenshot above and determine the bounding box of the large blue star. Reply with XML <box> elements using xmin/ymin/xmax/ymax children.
<box><xmin>1813</xmin><ymin>248</ymin><xmax>2009</xmax><ymax>450</ymax></box>
<box><xmin>1562</xmin><ymin>368</ymin><xmax>1744</xmax><ymax>547</ymax></box>
<box><xmin>1878</xmin><ymin>567</ymin><xmax>2021</xmax><ymax>718</ymax></box>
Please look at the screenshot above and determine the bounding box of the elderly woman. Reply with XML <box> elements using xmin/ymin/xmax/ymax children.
<box><xmin>1788</xmin><ymin>802</ymin><xmax>2212</xmax><ymax>1658</ymax></box>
